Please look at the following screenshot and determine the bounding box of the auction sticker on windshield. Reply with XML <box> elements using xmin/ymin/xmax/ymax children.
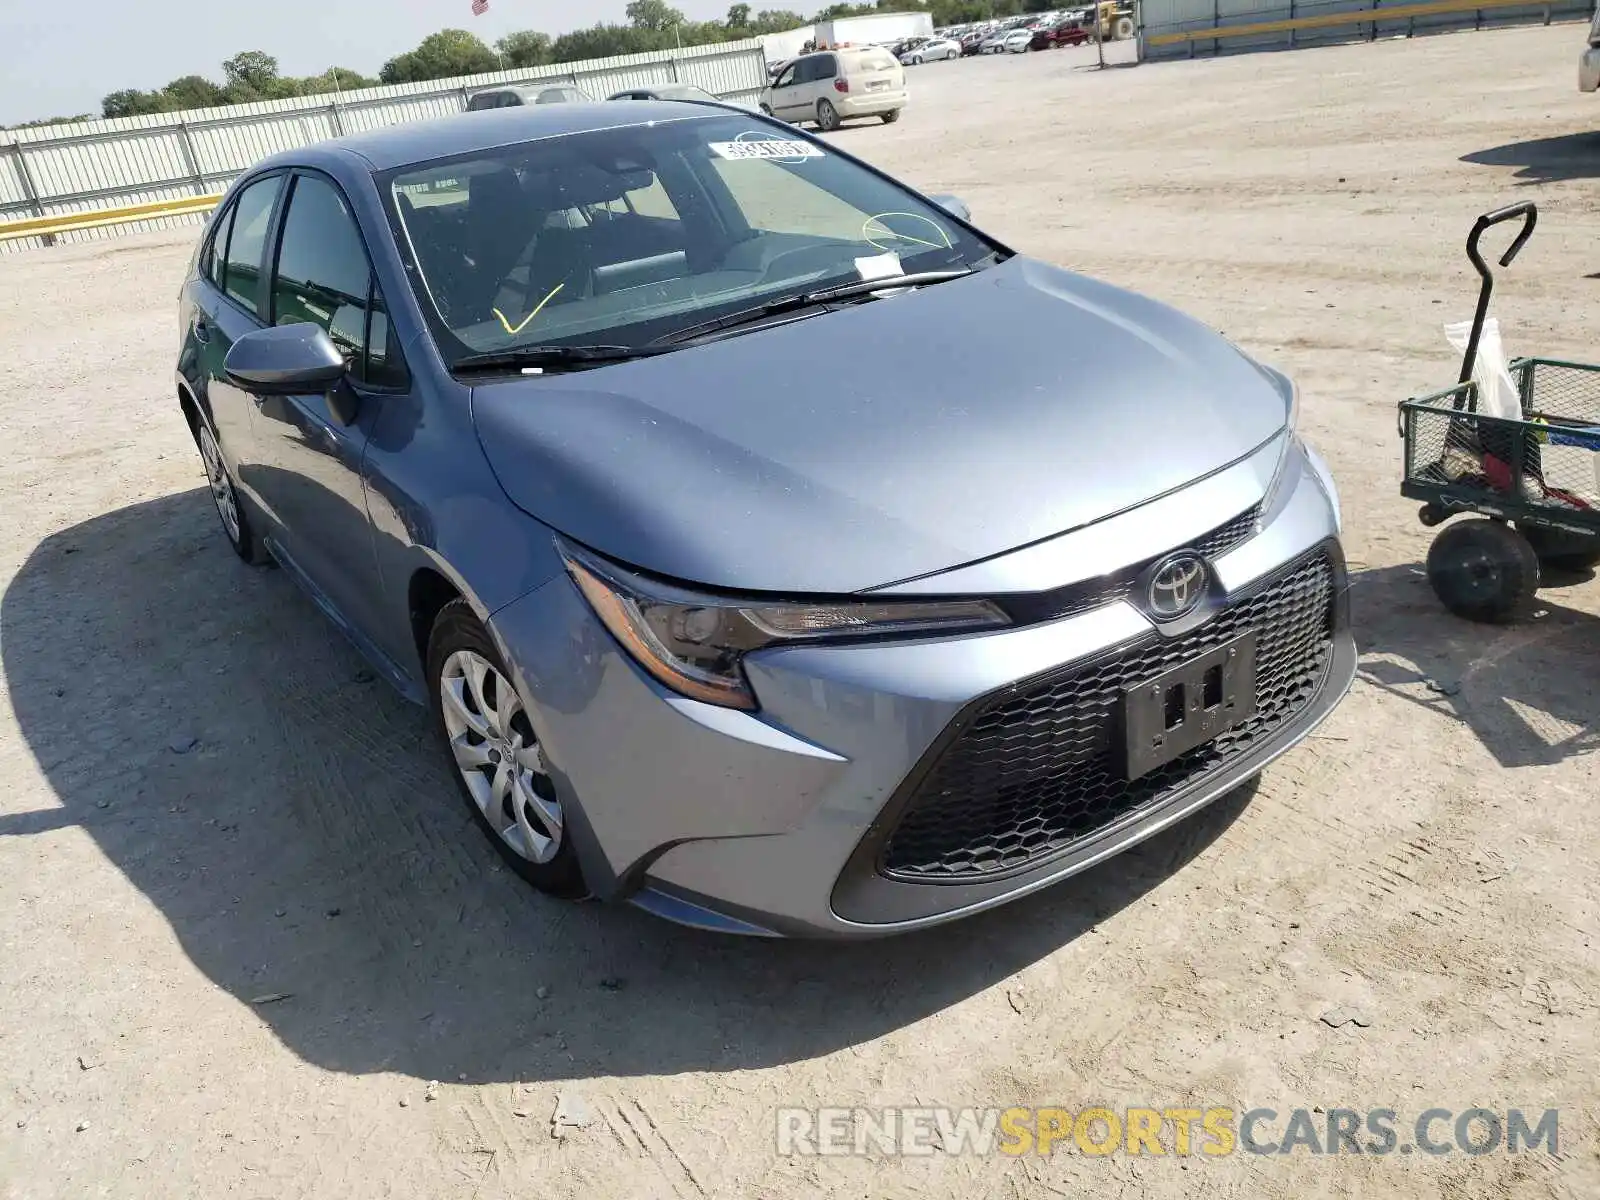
<box><xmin>709</xmin><ymin>140</ymin><xmax>823</xmax><ymax>161</ymax></box>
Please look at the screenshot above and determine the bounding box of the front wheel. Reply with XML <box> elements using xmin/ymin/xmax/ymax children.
<box><xmin>1426</xmin><ymin>518</ymin><xmax>1540</xmax><ymax>624</ymax></box>
<box><xmin>816</xmin><ymin>98</ymin><xmax>841</xmax><ymax>132</ymax></box>
<box><xmin>427</xmin><ymin>600</ymin><xmax>587</xmax><ymax>898</ymax></box>
<box><xmin>881</xmin><ymin>108</ymin><xmax>901</xmax><ymax>124</ymax></box>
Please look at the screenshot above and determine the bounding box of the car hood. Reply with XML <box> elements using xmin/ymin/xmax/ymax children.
<box><xmin>471</xmin><ymin>256</ymin><xmax>1289</xmax><ymax>594</ymax></box>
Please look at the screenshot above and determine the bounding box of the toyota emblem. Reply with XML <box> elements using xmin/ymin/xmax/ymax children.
<box><xmin>1147</xmin><ymin>552</ymin><xmax>1208</xmax><ymax>620</ymax></box>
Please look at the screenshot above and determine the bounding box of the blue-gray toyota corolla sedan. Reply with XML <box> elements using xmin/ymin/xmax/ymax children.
<box><xmin>175</xmin><ymin>101</ymin><xmax>1354</xmax><ymax>937</ymax></box>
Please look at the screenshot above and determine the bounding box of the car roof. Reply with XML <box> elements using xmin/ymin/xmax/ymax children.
<box><xmin>256</xmin><ymin>101</ymin><xmax>723</xmax><ymax>174</ymax></box>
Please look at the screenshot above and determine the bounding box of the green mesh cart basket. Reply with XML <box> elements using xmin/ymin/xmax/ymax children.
<box><xmin>1399</xmin><ymin>203</ymin><xmax>1600</xmax><ymax>623</ymax></box>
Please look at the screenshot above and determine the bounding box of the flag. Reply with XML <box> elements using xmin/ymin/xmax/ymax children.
<box><xmin>471</xmin><ymin>0</ymin><xmax>488</xmax><ymax>14</ymax></box>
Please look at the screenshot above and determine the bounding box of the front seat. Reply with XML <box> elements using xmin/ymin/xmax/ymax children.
<box><xmin>460</xmin><ymin>169</ymin><xmax>535</xmax><ymax>319</ymax></box>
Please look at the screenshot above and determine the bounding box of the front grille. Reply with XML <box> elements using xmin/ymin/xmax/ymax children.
<box><xmin>999</xmin><ymin>504</ymin><xmax>1261</xmax><ymax>625</ymax></box>
<box><xmin>880</xmin><ymin>548</ymin><xmax>1337</xmax><ymax>881</ymax></box>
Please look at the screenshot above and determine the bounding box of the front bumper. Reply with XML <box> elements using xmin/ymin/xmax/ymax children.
<box><xmin>1581</xmin><ymin>47</ymin><xmax>1600</xmax><ymax>93</ymax></box>
<box><xmin>488</xmin><ymin>438</ymin><xmax>1352</xmax><ymax>938</ymax></box>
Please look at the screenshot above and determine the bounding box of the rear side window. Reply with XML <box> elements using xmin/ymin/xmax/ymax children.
<box><xmin>814</xmin><ymin>55</ymin><xmax>838</xmax><ymax>80</ymax></box>
<box><xmin>856</xmin><ymin>49</ymin><xmax>897</xmax><ymax>72</ymax></box>
<box><xmin>271</xmin><ymin>173</ymin><xmax>406</xmax><ymax>387</ymax></box>
<box><xmin>222</xmin><ymin>175</ymin><xmax>282</xmax><ymax>317</ymax></box>
<box><xmin>203</xmin><ymin>203</ymin><xmax>236</xmax><ymax>287</ymax></box>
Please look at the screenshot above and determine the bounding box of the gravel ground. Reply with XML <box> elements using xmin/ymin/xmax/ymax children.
<box><xmin>2</xmin><ymin>23</ymin><xmax>1598</xmax><ymax>1200</ymax></box>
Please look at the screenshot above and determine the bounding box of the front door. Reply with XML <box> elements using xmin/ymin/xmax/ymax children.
<box><xmin>243</xmin><ymin>170</ymin><xmax>406</xmax><ymax>667</ymax></box>
<box><xmin>769</xmin><ymin>60</ymin><xmax>805</xmax><ymax>121</ymax></box>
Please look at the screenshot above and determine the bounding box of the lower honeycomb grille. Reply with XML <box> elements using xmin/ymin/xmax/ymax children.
<box><xmin>879</xmin><ymin>549</ymin><xmax>1338</xmax><ymax>881</ymax></box>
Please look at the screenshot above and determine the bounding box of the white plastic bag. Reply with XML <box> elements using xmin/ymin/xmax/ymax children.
<box><xmin>1444</xmin><ymin>317</ymin><xmax>1521</xmax><ymax>421</ymax></box>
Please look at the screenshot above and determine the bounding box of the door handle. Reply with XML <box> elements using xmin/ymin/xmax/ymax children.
<box><xmin>192</xmin><ymin>317</ymin><xmax>211</xmax><ymax>345</ymax></box>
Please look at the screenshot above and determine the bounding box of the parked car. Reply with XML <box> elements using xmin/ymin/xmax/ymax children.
<box><xmin>177</xmin><ymin>100</ymin><xmax>1352</xmax><ymax>939</ymax></box>
<box><xmin>466</xmin><ymin>84</ymin><xmax>593</xmax><ymax>110</ymax></box>
<box><xmin>960</xmin><ymin>31</ymin><xmax>989</xmax><ymax>55</ymax></box>
<box><xmin>761</xmin><ymin>47</ymin><xmax>906</xmax><ymax>130</ymax></box>
<box><xmin>901</xmin><ymin>36</ymin><xmax>961</xmax><ymax>63</ymax></box>
<box><xmin>979</xmin><ymin>31</ymin><xmax>1011</xmax><ymax>53</ymax></box>
<box><xmin>608</xmin><ymin>84</ymin><xmax>718</xmax><ymax>103</ymax></box>
<box><xmin>1033</xmin><ymin>21</ymin><xmax>1090</xmax><ymax>49</ymax></box>
<box><xmin>1002</xmin><ymin>29</ymin><xmax>1035</xmax><ymax>53</ymax></box>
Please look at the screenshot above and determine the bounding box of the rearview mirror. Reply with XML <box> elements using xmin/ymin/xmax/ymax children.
<box><xmin>929</xmin><ymin>193</ymin><xmax>972</xmax><ymax>222</ymax></box>
<box><xmin>224</xmin><ymin>323</ymin><xmax>348</xmax><ymax>395</ymax></box>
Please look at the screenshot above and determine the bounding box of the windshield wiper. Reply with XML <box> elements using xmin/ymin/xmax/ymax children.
<box><xmin>453</xmin><ymin>344</ymin><xmax>671</xmax><ymax>374</ymax></box>
<box><xmin>650</xmin><ymin>268</ymin><xmax>977</xmax><ymax>347</ymax></box>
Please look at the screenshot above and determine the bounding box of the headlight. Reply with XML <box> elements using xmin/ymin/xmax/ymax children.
<box><xmin>563</xmin><ymin>547</ymin><xmax>1010</xmax><ymax>710</ymax></box>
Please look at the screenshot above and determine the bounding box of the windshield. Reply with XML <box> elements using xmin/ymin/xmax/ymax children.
<box><xmin>382</xmin><ymin>112</ymin><xmax>1000</xmax><ymax>366</ymax></box>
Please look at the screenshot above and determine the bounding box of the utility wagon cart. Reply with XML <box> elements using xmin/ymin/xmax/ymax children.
<box><xmin>1399</xmin><ymin>202</ymin><xmax>1600</xmax><ymax>622</ymax></box>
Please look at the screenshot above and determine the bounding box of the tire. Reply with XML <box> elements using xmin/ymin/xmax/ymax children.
<box><xmin>1425</xmin><ymin>519</ymin><xmax>1540</xmax><ymax>624</ymax></box>
<box><xmin>196</xmin><ymin>419</ymin><xmax>270</xmax><ymax>565</ymax></box>
<box><xmin>759</xmin><ymin>102</ymin><xmax>772</xmax><ymax>116</ymax></box>
<box><xmin>881</xmin><ymin>108</ymin><xmax>901</xmax><ymax>124</ymax></box>
<box><xmin>427</xmin><ymin>599</ymin><xmax>587</xmax><ymax>899</ymax></box>
<box><xmin>1517</xmin><ymin>522</ymin><xmax>1600</xmax><ymax>572</ymax></box>
<box><xmin>816</xmin><ymin>98</ymin><xmax>841</xmax><ymax>132</ymax></box>
<box><xmin>1114</xmin><ymin>15</ymin><xmax>1134</xmax><ymax>39</ymax></box>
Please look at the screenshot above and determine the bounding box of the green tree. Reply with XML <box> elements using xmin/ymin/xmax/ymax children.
<box><xmin>625</xmin><ymin>0</ymin><xmax>687</xmax><ymax>31</ymax></box>
<box><xmin>101</xmin><ymin>89</ymin><xmax>160</xmax><ymax>118</ymax></box>
<box><xmin>726</xmin><ymin>3</ymin><xmax>753</xmax><ymax>26</ymax></box>
<box><xmin>380</xmin><ymin>29</ymin><xmax>499</xmax><ymax>84</ymax></box>
<box><xmin>751</xmin><ymin>9</ymin><xmax>806</xmax><ymax>31</ymax></box>
<box><xmin>299</xmin><ymin>66</ymin><xmax>377</xmax><ymax>93</ymax></box>
<box><xmin>161</xmin><ymin>75</ymin><xmax>226</xmax><ymax>110</ymax></box>
<box><xmin>222</xmin><ymin>50</ymin><xmax>280</xmax><ymax>96</ymax></box>
<box><xmin>497</xmin><ymin>30</ymin><xmax>553</xmax><ymax>67</ymax></box>
<box><xmin>551</xmin><ymin>23</ymin><xmax>670</xmax><ymax>61</ymax></box>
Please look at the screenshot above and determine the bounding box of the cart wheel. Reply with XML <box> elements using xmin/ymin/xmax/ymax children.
<box><xmin>1426</xmin><ymin>519</ymin><xmax>1539</xmax><ymax>623</ymax></box>
<box><xmin>1517</xmin><ymin>523</ymin><xmax>1600</xmax><ymax>573</ymax></box>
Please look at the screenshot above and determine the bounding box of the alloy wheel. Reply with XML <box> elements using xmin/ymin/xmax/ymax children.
<box><xmin>198</xmin><ymin>424</ymin><xmax>241</xmax><ymax>546</ymax></box>
<box><xmin>439</xmin><ymin>649</ymin><xmax>563</xmax><ymax>864</ymax></box>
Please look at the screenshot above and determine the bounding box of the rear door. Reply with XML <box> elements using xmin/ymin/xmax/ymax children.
<box><xmin>194</xmin><ymin>173</ymin><xmax>286</xmax><ymax>506</ymax></box>
<box><xmin>805</xmin><ymin>54</ymin><xmax>836</xmax><ymax>118</ymax></box>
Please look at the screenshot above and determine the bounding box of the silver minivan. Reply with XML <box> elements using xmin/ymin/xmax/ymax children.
<box><xmin>761</xmin><ymin>47</ymin><xmax>908</xmax><ymax>131</ymax></box>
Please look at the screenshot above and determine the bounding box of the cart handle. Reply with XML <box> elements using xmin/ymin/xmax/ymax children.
<box><xmin>1459</xmin><ymin>202</ymin><xmax>1538</xmax><ymax>387</ymax></box>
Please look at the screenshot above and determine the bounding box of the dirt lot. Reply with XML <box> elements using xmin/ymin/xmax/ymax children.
<box><xmin>3</xmin><ymin>23</ymin><xmax>1599</xmax><ymax>1199</ymax></box>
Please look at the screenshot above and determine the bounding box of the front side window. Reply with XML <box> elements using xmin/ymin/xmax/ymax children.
<box><xmin>384</xmin><ymin>112</ymin><xmax>1000</xmax><ymax>366</ymax></box>
<box><xmin>222</xmin><ymin>175</ymin><xmax>283</xmax><ymax>317</ymax></box>
<box><xmin>271</xmin><ymin>173</ymin><xmax>405</xmax><ymax>387</ymax></box>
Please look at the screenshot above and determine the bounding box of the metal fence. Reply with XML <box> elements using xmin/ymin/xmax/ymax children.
<box><xmin>1141</xmin><ymin>0</ymin><xmax>1589</xmax><ymax>57</ymax></box>
<box><xmin>0</xmin><ymin>39</ymin><xmax>768</xmax><ymax>253</ymax></box>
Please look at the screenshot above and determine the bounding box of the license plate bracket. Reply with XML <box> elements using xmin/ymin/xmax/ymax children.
<box><xmin>1123</xmin><ymin>634</ymin><xmax>1257</xmax><ymax>781</ymax></box>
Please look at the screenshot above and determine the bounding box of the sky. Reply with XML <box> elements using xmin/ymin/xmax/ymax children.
<box><xmin>0</xmin><ymin>0</ymin><xmax>735</xmax><ymax>125</ymax></box>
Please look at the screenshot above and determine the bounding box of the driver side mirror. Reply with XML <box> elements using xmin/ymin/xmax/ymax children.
<box><xmin>224</xmin><ymin>323</ymin><xmax>348</xmax><ymax>396</ymax></box>
<box><xmin>929</xmin><ymin>193</ymin><xmax>972</xmax><ymax>222</ymax></box>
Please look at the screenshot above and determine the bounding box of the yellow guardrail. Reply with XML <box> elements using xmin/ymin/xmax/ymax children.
<box><xmin>1147</xmin><ymin>0</ymin><xmax>1554</xmax><ymax>46</ymax></box>
<box><xmin>0</xmin><ymin>193</ymin><xmax>222</xmax><ymax>242</ymax></box>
